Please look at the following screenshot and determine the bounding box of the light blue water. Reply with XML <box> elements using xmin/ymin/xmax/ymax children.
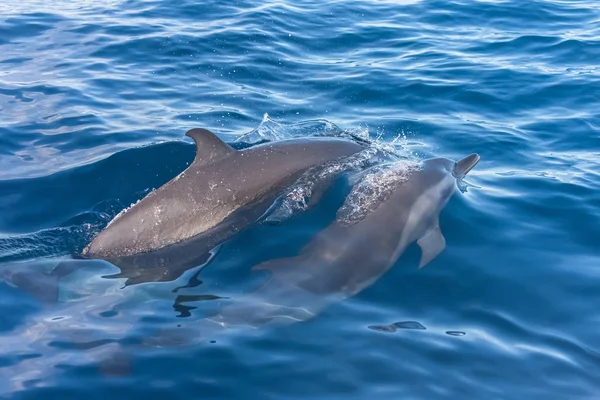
<box><xmin>1</xmin><ymin>0</ymin><xmax>600</xmax><ymax>398</ymax></box>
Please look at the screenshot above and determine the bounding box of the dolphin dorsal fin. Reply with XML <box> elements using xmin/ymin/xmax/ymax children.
<box><xmin>185</xmin><ymin>128</ymin><xmax>235</xmax><ymax>165</ymax></box>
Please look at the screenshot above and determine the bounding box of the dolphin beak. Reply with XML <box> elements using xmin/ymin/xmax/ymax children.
<box><xmin>453</xmin><ymin>153</ymin><xmax>480</xmax><ymax>178</ymax></box>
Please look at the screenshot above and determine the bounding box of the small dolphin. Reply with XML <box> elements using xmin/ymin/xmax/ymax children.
<box><xmin>204</xmin><ymin>154</ymin><xmax>480</xmax><ymax>328</ymax></box>
<box><xmin>82</xmin><ymin>128</ymin><xmax>364</xmax><ymax>265</ymax></box>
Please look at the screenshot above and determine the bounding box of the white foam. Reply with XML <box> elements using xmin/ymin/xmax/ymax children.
<box><xmin>336</xmin><ymin>161</ymin><xmax>421</xmax><ymax>226</ymax></box>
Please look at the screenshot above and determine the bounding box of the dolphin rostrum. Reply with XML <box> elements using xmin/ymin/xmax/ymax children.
<box><xmin>202</xmin><ymin>154</ymin><xmax>481</xmax><ymax>328</ymax></box>
<box><xmin>82</xmin><ymin>128</ymin><xmax>364</xmax><ymax>265</ymax></box>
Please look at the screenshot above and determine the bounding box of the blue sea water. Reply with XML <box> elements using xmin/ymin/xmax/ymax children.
<box><xmin>1</xmin><ymin>0</ymin><xmax>600</xmax><ymax>398</ymax></box>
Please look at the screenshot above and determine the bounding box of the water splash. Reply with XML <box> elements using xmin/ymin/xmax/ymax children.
<box><xmin>235</xmin><ymin>113</ymin><xmax>345</xmax><ymax>144</ymax></box>
<box><xmin>336</xmin><ymin>161</ymin><xmax>421</xmax><ymax>227</ymax></box>
<box><xmin>248</xmin><ymin>115</ymin><xmax>419</xmax><ymax>224</ymax></box>
<box><xmin>263</xmin><ymin>146</ymin><xmax>395</xmax><ymax>224</ymax></box>
<box><xmin>236</xmin><ymin>113</ymin><xmax>416</xmax><ymax>159</ymax></box>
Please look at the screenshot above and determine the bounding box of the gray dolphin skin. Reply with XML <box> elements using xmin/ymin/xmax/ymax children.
<box><xmin>204</xmin><ymin>154</ymin><xmax>480</xmax><ymax>328</ymax></box>
<box><xmin>82</xmin><ymin>128</ymin><xmax>364</xmax><ymax>264</ymax></box>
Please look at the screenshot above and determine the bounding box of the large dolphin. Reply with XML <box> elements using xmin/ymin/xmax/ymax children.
<box><xmin>81</xmin><ymin>128</ymin><xmax>364</xmax><ymax>280</ymax></box>
<box><xmin>200</xmin><ymin>153</ymin><xmax>480</xmax><ymax>329</ymax></box>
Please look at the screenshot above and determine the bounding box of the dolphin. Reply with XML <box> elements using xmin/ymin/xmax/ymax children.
<box><xmin>199</xmin><ymin>154</ymin><xmax>480</xmax><ymax>328</ymax></box>
<box><xmin>81</xmin><ymin>128</ymin><xmax>364</xmax><ymax>278</ymax></box>
<box><xmin>0</xmin><ymin>154</ymin><xmax>479</xmax><ymax>385</ymax></box>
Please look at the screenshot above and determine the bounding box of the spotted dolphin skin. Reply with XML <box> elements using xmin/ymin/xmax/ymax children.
<box><xmin>82</xmin><ymin>128</ymin><xmax>364</xmax><ymax>266</ymax></box>
<box><xmin>208</xmin><ymin>154</ymin><xmax>481</xmax><ymax>328</ymax></box>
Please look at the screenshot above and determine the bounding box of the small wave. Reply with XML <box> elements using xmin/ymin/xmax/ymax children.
<box><xmin>0</xmin><ymin>214</ymin><xmax>107</xmax><ymax>262</ymax></box>
<box><xmin>0</xmin><ymin>226</ymin><xmax>87</xmax><ymax>262</ymax></box>
<box><xmin>0</xmin><ymin>1</ymin><xmax>124</xmax><ymax>15</ymax></box>
<box><xmin>236</xmin><ymin>113</ymin><xmax>416</xmax><ymax>156</ymax></box>
<box><xmin>235</xmin><ymin>113</ymin><xmax>346</xmax><ymax>144</ymax></box>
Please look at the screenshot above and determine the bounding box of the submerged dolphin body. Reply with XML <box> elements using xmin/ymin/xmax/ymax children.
<box><xmin>0</xmin><ymin>261</ymin><xmax>146</xmax><ymax>391</ymax></box>
<box><xmin>81</xmin><ymin>128</ymin><xmax>364</xmax><ymax>281</ymax></box>
<box><xmin>202</xmin><ymin>154</ymin><xmax>481</xmax><ymax>328</ymax></box>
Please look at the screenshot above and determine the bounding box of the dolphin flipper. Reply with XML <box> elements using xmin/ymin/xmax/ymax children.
<box><xmin>417</xmin><ymin>225</ymin><xmax>446</xmax><ymax>268</ymax></box>
<box><xmin>260</xmin><ymin>175</ymin><xmax>337</xmax><ymax>226</ymax></box>
<box><xmin>258</xmin><ymin>196</ymin><xmax>287</xmax><ymax>225</ymax></box>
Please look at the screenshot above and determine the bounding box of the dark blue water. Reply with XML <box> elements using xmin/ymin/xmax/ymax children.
<box><xmin>1</xmin><ymin>0</ymin><xmax>600</xmax><ymax>398</ymax></box>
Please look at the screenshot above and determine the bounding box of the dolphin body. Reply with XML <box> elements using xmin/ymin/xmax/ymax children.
<box><xmin>0</xmin><ymin>154</ymin><xmax>479</xmax><ymax>384</ymax></box>
<box><xmin>201</xmin><ymin>154</ymin><xmax>480</xmax><ymax>329</ymax></box>
<box><xmin>80</xmin><ymin>128</ymin><xmax>364</xmax><ymax>282</ymax></box>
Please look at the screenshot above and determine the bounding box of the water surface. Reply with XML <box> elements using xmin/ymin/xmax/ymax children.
<box><xmin>1</xmin><ymin>0</ymin><xmax>600</xmax><ymax>398</ymax></box>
